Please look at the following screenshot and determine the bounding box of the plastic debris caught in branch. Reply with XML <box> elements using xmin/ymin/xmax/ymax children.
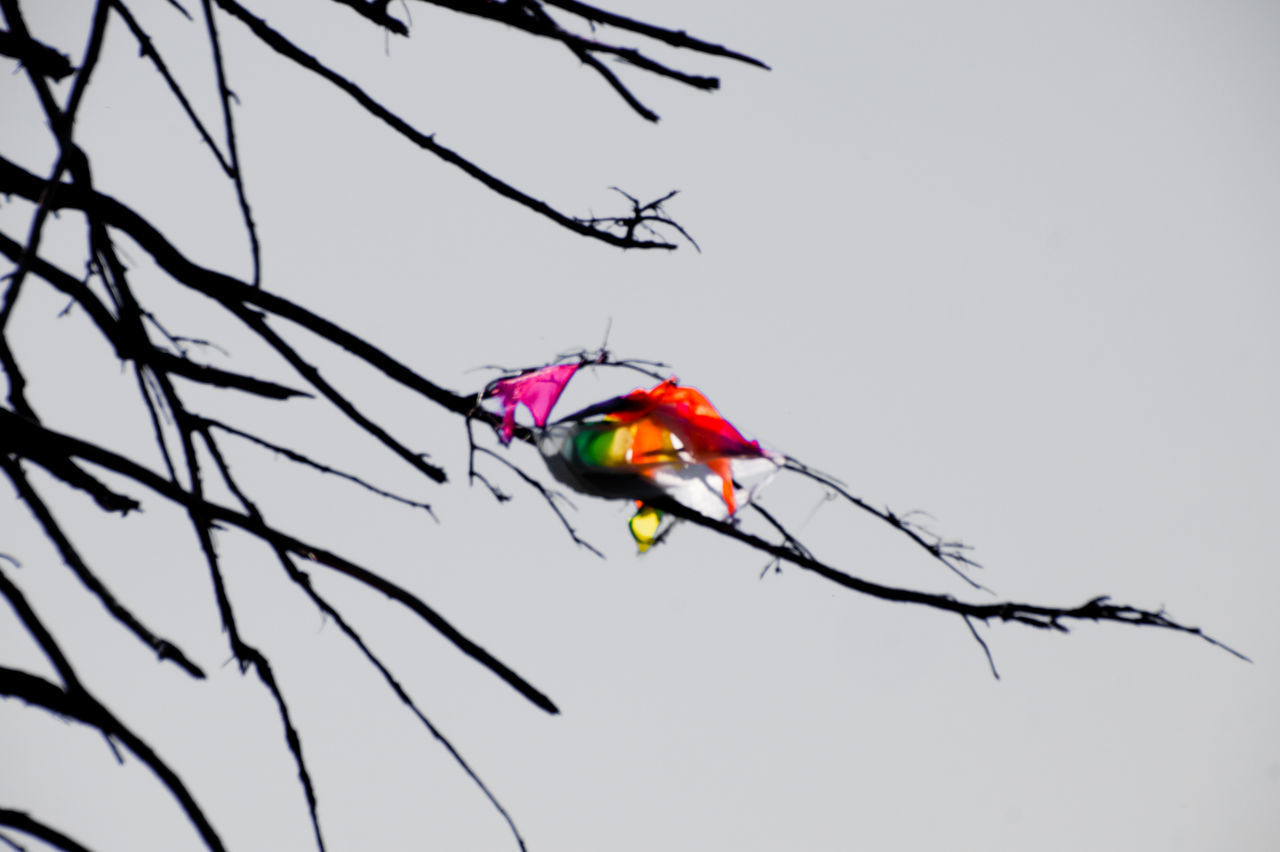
<box><xmin>537</xmin><ymin>379</ymin><xmax>782</xmax><ymax>549</ymax></box>
<box><xmin>482</xmin><ymin>363</ymin><xmax>781</xmax><ymax>549</ymax></box>
<box><xmin>485</xmin><ymin>362</ymin><xmax>581</xmax><ymax>445</ymax></box>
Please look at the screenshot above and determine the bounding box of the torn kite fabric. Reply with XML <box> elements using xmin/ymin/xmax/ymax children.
<box><xmin>485</xmin><ymin>362</ymin><xmax>580</xmax><ymax>445</ymax></box>
<box><xmin>539</xmin><ymin>379</ymin><xmax>782</xmax><ymax>544</ymax></box>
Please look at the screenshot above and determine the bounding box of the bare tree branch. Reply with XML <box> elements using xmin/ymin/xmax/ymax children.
<box><xmin>783</xmin><ymin>458</ymin><xmax>987</xmax><ymax>589</ymax></box>
<box><xmin>3</xmin><ymin>232</ymin><xmax>298</xmax><ymax>405</ymax></box>
<box><xmin>645</xmin><ymin>495</ymin><xmax>1249</xmax><ymax>662</ymax></box>
<box><xmin>210</xmin><ymin>0</ymin><xmax>682</xmax><ymax>248</ymax></box>
<box><xmin>324</xmin><ymin>0</ymin><xmax>408</xmax><ymax>35</ymax></box>
<box><xmin>539</xmin><ymin>0</ymin><xmax>769</xmax><ymax>69</ymax></box>
<box><xmin>0</xmin><ymin>568</ymin><xmax>227</xmax><ymax>852</ymax></box>
<box><xmin>199</xmin><ymin>429</ymin><xmax>526</xmax><ymax>850</ymax></box>
<box><xmin>0</xmin><ymin>153</ymin><xmax>476</xmax><ymax>415</ymax></box>
<box><xmin>0</xmin><ymin>0</ymin><xmax>109</xmax><ymax>332</ymax></box>
<box><xmin>0</xmin><ymin>457</ymin><xmax>205</xmax><ymax>678</ymax></box>
<box><xmin>200</xmin><ymin>415</ymin><xmax>436</xmax><ymax>515</ymax></box>
<box><xmin>0</xmin><ymin>29</ymin><xmax>74</xmax><ymax>79</ymax></box>
<box><xmin>1</xmin><ymin>409</ymin><xmax>561</xmax><ymax>714</ymax></box>
<box><xmin>110</xmin><ymin>0</ymin><xmax>233</xmax><ymax>174</ymax></box>
<box><xmin>0</xmin><ymin>809</ymin><xmax>96</xmax><ymax>852</ymax></box>
<box><xmin>474</xmin><ymin>446</ymin><xmax>604</xmax><ymax>558</ymax></box>
<box><xmin>0</xmin><ymin>3</ymin><xmax>769</xmax><ymax>849</ymax></box>
<box><xmin>200</xmin><ymin>0</ymin><xmax>262</xmax><ymax>285</ymax></box>
<box><xmin>413</xmin><ymin>0</ymin><xmax>767</xmax><ymax>124</ymax></box>
<box><xmin>3</xmin><ymin>3</ymin><xmax>1242</xmax><ymax>851</ymax></box>
<box><xmin>225</xmin><ymin>303</ymin><xmax>449</xmax><ymax>483</ymax></box>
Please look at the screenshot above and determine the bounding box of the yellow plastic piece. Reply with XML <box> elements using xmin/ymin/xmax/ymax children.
<box><xmin>628</xmin><ymin>504</ymin><xmax>664</xmax><ymax>553</ymax></box>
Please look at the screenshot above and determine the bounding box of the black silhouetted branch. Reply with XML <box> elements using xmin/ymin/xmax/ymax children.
<box><xmin>539</xmin><ymin>0</ymin><xmax>770</xmax><ymax>69</ymax></box>
<box><xmin>200</xmin><ymin>427</ymin><xmax>528</xmax><ymax>850</ymax></box>
<box><xmin>0</xmin><ymin>29</ymin><xmax>73</xmax><ymax>79</ymax></box>
<box><xmin>0</xmin><ymin>230</ymin><xmax>299</xmax><ymax>404</ymax></box>
<box><xmin>0</xmin><ymin>457</ymin><xmax>205</xmax><ymax>678</ymax></box>
<box><xmin>410</xmin><ymin>0</ymin><xmax>767</xmax><ymax>121</ymax></box>
<box><xmin>460</xmin><ymin>355</ymin><xmax>1246</xmax><ymax>669</ymax></box>
<box><xmin>0</xmin><ymin>808</ymin><xmax>95</xmax><ymax>852</ymax></box>
<box><xmin>164</xmin><ymin>392</ymin><xmax>329</xmax><ymax>851</ymax></box>
<box><xmin>580</xmin><ymin>188</ymin><xmax>702</xmax><ymax>251</ymax></box>
<box><xmin>0</xmin><ymin>153</ymin><xmax>476</xmax><ymax>416</ymax></box>
<box><xmin>2</xmin><ymin>409</ymin><xmax>560</xmax><ymax>713</ymax></box>
<box><xmin>110</xmin><ymin>0</ymin><xmax>232</xmax><ymax>174</ymax></box>
<box><xmin>210</xmin><ymin>0</ymin><xmax>699</xmax><ymax>248</ymax></box>
<box><xmin>3</xmin><ymin>0</ymin><xmax>764</xmax><ymax>846</ymax></box>
<box><xmin>783</xmin><ymin>457</ymin><xmax>986</xmax><ymax>589</ymax></box>
<box><xmin>645</xmin><ymin>495</ymin><xmax>1249</xmax><ymax>664</ymax></box>
<box><xmin>962</xmin><ymin>615</ymin><xmax>1000</xmax><ymax>680</ymax></box>
<box><xmin>0</xmin><ymin>567</ymin><xmax>227</xmax><ymax>851</ymax></box>
<box><xmin>4</xmin><ymin>3</ymin><xmax>1243</xmax><ymax>852</ymax></box>
<box><xmin>228</xmin><ymin>303</ymin><xmax>449</xmax><ymax>483</ymax></box>
<box><xmin>200</xmin><ymin>0</ymin><xmax>262</xmax><ymax>285</ymax></box>
<box><xmin>0</xmin><ymin>0</ymin><xmax>106</xmax><ymax>332</ymax></box>
<box><xmin>200</xmin><ymin>415</ymin><xmax>437</xmax><ymax>515</ymax></box>
<box><xmin>475</xmin><ymin>446</ymin><xmax>604</xmax><ymax>558</ymax></box>
<box><xmin>325</xmin><ymin>0</ymin><xmax>409</xmax><ymax>35</ymax></box>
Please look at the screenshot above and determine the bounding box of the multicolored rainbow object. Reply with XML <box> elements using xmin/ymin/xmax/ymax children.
<box><xmin>537</xmin><ymin>378</ymin><xmax>781</xmax><ymax>550</ymax></box>
<box><xmin>485</xmin><ymin>363</ymin><xmax>779</xmax><ymax>550</ymax></box>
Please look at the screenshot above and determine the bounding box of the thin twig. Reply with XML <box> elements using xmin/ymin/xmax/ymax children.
<box><xmin>200</xmin><ymin>0</ymin><xmax>262</xmax><ymax>285</ymax></box>
<box><xmin>226</xmin><ymin>304</ymin><xmax>448</xmax><ymax>483</ymax></box>
<box><xmin>201</xmin><ymin>415</ymin><xmax>436</xmax><ymax>516</ymax></box>
<box><xmin>539</xmin><ymin>0</ymin><xmax>770</xmax><ymax>69</ymax></box>
<box><xmin>110</xmin><ymin>0</ymin><xmax>233</xmax><ymax>175</ymax></box>
<box><xmin>962</xmin><ymin>615</ymin><xmax>999</xmax><ymax>680</ymax></box>
<box><xmin>206</xmin><ymin>426</ymin><xmax>526</xmax><ymax>851</ymax></box>
<box><xmin>475</xmin><ymin>446</ymin><xmax>604</xmax><ymax>558</ymax></box>
<box><xmin>578</xmin><ymin>188</ymin><xmax>700</xmax><ymax>251</ymax></box>
<box><xmin>783</xmin><ymin>458</ymin><xmax>988</xmax><ymax>590</ymax></box>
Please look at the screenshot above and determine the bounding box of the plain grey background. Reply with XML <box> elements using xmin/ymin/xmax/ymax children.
<box><xmin>2</xmin><ymin>1</ymin><xmax>1277</xmax><ymax>849</ymax></box>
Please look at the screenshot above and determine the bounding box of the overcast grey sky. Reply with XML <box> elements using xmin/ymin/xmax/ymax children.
<box><xmin>2</xmin><ymin>1</ymin><xmax>1278</xmax><ymax>850</ymax></box>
